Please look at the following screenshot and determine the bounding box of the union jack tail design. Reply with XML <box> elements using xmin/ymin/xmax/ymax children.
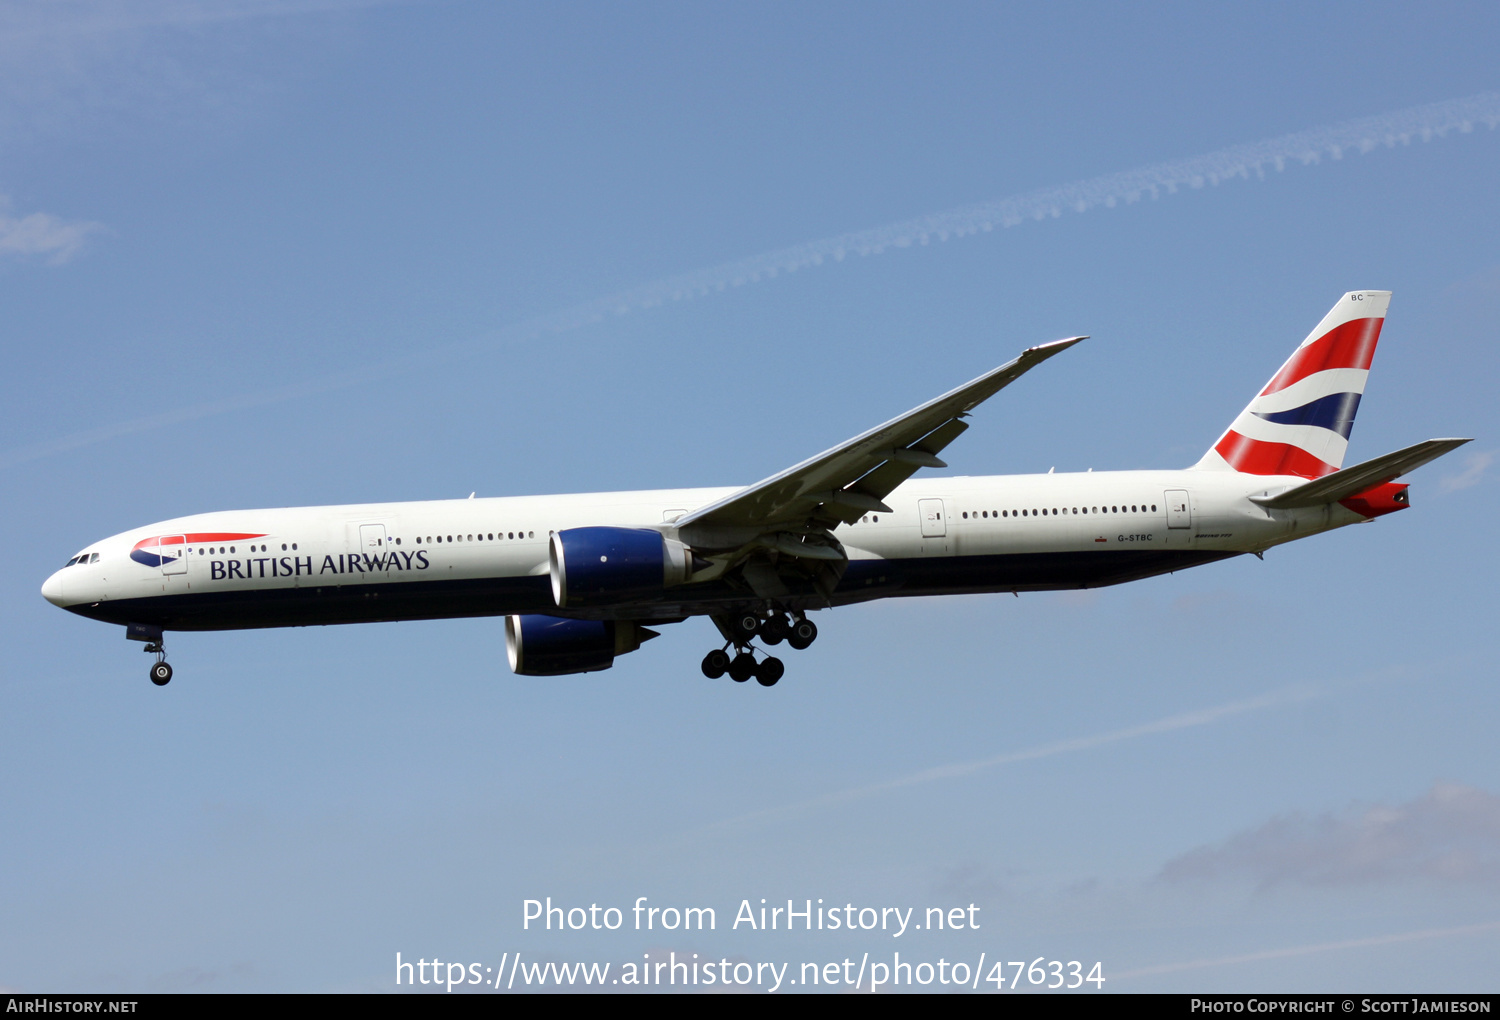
<box><xmin>1193</xmin><ymin>291</ymin><xmax>1390</xmax><ymax>478</ymax></box>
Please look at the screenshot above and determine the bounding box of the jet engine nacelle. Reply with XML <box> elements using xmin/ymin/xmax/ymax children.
<box><xmin>549</xmin><ymin>527</ymin><xmax>693</xmax><ymax>608</ymax></box>
<box><xmin>505</xmin><ymin>614</ymin><xmax>658</xmax><ymax>676</ymax></box>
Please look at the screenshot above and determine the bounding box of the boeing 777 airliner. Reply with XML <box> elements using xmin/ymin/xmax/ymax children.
<box><xmin>41</xmin><ymin>291</ymin><xmax>1468</xmax><ymax>688</ymax></box>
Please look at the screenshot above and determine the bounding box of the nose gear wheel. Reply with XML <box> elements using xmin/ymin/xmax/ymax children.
<box><xmin>143</xmin><ymin>641</ymin><xmax>172</xmax><ymax>686</ymax></box>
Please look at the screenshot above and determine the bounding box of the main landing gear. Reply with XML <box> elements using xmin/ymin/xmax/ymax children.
<box><xmin>701</xmin><ymin>610</ymin><xmax>817</xmax><ymax>688</ymax></box>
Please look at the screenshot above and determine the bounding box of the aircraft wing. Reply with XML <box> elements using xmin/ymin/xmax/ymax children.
<box><xmin>675</xmin><ymin>336</ymin><xmax>1085</xmax><ymax>547</ymax></box>
<box><xmin>1250</xmin><ymin>437</ymin><xmax>1473</xmax><ymax>509</ymax></box>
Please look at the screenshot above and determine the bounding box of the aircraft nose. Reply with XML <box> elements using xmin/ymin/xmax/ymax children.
<box><xmin>41</xmin><ymin>570</ymin><xmax>66</xmax><ymax>607</ymax></box>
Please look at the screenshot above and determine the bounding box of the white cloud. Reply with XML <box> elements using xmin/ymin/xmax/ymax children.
<box><xmin>1161</xmin><ymin>782</ymin><xmax>1500</xmax><ymax>888</ymax></box>
<box><xmin>0</xmin><ymin>1</ymin><xmax>388</xmax><ymax>145</ymax></box>
<box><xmin>0</xmin><ymin>196</ymin><xmax>102</xmax><ymax>263</ymax></box>
<box><xmin>1440</xmin><ymin>449</ymin><xmax>1496</xmax><ymax>493</ymax></box>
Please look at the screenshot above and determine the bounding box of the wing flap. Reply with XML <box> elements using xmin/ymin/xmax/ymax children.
<box><xmin>826</xmin><ymin>420</ymin><xmax>973</xmax><ymax>524</ymax></box>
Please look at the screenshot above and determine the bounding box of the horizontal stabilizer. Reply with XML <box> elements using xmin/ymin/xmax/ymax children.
<box><xmin>1250</xmin><ymin>438</ymin><xmax>1472</xmax><ymax>509</ymax></box>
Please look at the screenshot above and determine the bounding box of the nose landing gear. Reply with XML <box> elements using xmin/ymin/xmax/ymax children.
<box><xmin>127</xmin><ymin>623</ymin><xmax>172</xmax><ymax>686</ymax></box>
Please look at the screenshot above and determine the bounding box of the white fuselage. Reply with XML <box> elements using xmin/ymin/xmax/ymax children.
<box><xmin>42</xmin><ymin>468</ymin><xmax>1366</xmax><ymax>632</ymax></box>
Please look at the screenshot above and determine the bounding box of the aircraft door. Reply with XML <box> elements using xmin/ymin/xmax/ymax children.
<box><xmin>351</xmin><ymin>523</ymin><xmax>392</xmax><ymax>581</ymax></box>
<box><xmin>1165</xmin><ymin>489</ymin><xmax>1191</xmax><ymax>529</ymax></box>
<box><xmin>919</xmin><ymin>498</ymin><xmax>949</xmax><ymax>556</ymax></box>
<box><xmin>919</xmin><ymin>499</ymin><xmax>947</xmax><ymax>537</ymax></box>
<box><xmin>160</xmin><ymin>535</ymin><xmax>188</xmax><ymax>576</ymax></box>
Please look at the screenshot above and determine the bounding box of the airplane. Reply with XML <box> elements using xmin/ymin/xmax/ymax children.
<box><xmin>41</xmin><ymin>291</ymin><xmax>1469</xmax><ymax>689</ymax></box>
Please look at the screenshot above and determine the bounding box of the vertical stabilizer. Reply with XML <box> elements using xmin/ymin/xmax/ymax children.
<box><xmin>1193</xmin><ymin>291</ymin><xmax>1390</xmax><ymax>477</ymax></box>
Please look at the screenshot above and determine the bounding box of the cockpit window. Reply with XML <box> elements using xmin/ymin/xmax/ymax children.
<box><xmin>65</xmin><ymin>556</ymin><xmax>79</xmax><ymax>566</ymax></box>
<box><xmin>89</xmin><ymin>553</ymin><xmax>100</xmax><ymax>563</ymax></box>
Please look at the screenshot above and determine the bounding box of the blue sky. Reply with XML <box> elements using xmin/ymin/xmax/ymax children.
<box><xmin>3</xmin><ymin>1</ymin><xmax>1498</xmax><ymax>993</ymax></box>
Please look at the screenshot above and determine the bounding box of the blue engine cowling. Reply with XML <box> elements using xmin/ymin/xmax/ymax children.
<box><xmin>549</xmin><ymin>527</ymin><xmax>692</xmax><ymax>608</ymax></box>
<box><xmin>505</xmin><ymin>614</ymin><xmax>657</xmax><ymax>676</ymax></box>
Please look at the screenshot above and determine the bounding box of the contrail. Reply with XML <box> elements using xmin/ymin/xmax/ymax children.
<box><xmin>697</xmin><ymin>685</ymin><xmax>1318</xmax><ymax>836</ymax></box>
<box><xmin>1114</xmin><ymin>919</ymin><xmax>1500</xmax><ymax>980</ymax></box>
<box><xmin>6</xmin><ymin>91</ymin><xmax>1497</xmax><ymax>470</ymax></box>
<box><xmin>593</xmin><ymin>91</ymin><xmax>1500</xmax><ymax>301</ymax></box>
